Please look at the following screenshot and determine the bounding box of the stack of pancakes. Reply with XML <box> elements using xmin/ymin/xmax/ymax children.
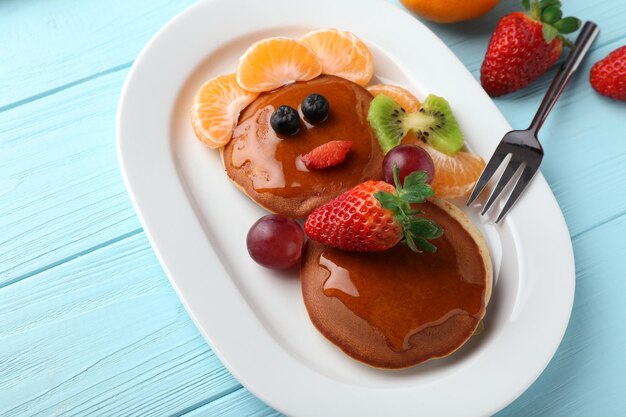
<box><xmin>222</xmin><ymin>75</ymin><xmax>492</xmax><ymax>369</ymax></box>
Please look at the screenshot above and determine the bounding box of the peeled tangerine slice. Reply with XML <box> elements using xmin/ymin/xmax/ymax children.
<box><xmin>415</xmin><ymin>141</ymin><xmax>486</xmax><ymax>199</ymax></box>
<box><xmin>237</xmin><ymin>37</ymin><xmax>322</xmax><ymax>92</ymax></box>
<box><xmin>300</xmin><ymin>28</ymin><xmax>374</xmax><ymax>86</ymax></box>
<box><xmin>191</xmin><ymin>73</ymin><xmax>259</xmax><ymax>148</ymax></box>
<box><xmin>367</xmin><ymin>84</ymin><xmax>421</xmax><ymax>113</ymax></box>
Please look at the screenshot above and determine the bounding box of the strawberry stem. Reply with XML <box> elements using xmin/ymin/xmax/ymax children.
<box><xmin>530</xmin><ymin>0</ymin><xmax>541</xmax><ymax>19</ymax></box>
<box><xmin>374</xmin><ymin>164</ymin><xmax>443</xmax><ymax>253</ymax></box>
<box><xmin>527</xmin><ymin>0</ymin><xmax>581</xmax><ymax>46</ymax></box>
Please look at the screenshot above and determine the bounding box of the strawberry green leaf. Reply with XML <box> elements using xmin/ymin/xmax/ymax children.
<box><xmin>402</xmin><ymin>171</ymin><xmax>429</xmax><ymax>190</ymax></box>
<box><xmin>393</xmin><ymin>163</ymin><xmax>402</xmax><ymax>192</ymax></box>
<box><xmin>414</xmin><ymin>238</ymin><xmax>437</xmax><ymax>253</ymax></box>
<box><xmin>384</xmin><ymin>164</ymin><xmax>444</xmax><ymax>253</ymax></box>
<box><xmin>404</xmin><ymin>233</ymin><xmax>419</xmax><ymax>252</ymax></box>
<box><xmin>408</xmin><ymin>218</ymin><xmax>443</xmax><ymax>239</ymax></box>
<box><xmin>411</xmin><ymin>184</ymin><xmax>436</xmax><ymax>197</ymax></box>
<box><xmin>542</xmin><ymin>6</ymin><xmax>562</xmax><ymax>24</ymax></box>
<box><xmin>403</xmin><ymin>193</ymin><xmax>427</xmax><ymax>204</ymax></box>
<box><xmin>405</xmin><ymin>209</ymin><xmax>424</xmax><ymax>217</ymax></box>
<box><xmin>553</xmin><ymin>17</ymin><xmax>581</xmax><ymax>34</ymax></box>
<box><xmin>374</xmin><ymin>191</ymin><xmax>399</xmax><ymax>211</ymax></box>
<box><xmin>399</xmin><ymin>188</ymin><xmax>433</xmax><ymax>203</ymax></box>
<box><xmin>521</xmin><ymin>0</ymin><xmax>530</xmax><ymax>11</ymax></box>
<box><xmin>538</xmin><ymin>0</ymin><xmax>561</xmax><ymax>11</ymax></box>
<box><xmin>542</xmin><ymin>24</ymin><xmax>560</xmax><ymax>43</ymax></box>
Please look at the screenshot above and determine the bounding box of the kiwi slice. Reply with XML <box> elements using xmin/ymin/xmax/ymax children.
<box><xmin>367</xmin><ymin>93</ymin><xmax>464</xmax><ymax>156</ymax></box>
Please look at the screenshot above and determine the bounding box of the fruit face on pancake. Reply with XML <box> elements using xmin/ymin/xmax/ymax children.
<box><xmin>223</xmin><ymin>75</ymin><xmax>384</xmax><ymax>218</ymax></box>
<box><xmin>191</xmin><ymin>28</ymin><xmax>493</xmax><ymax>370</ymax></box>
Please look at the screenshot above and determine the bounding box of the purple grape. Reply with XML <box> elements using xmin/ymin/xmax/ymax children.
<box><xmin>246</xmin><ymin>215</ymin><xmax>305</xmax><ymax>269</ymax></box>
<box><xmin>382</xmin><ymin>144</ymin><xmax>435</xmax><ymax>185</ymax></box>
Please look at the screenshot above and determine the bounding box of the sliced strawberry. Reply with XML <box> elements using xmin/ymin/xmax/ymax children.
<box><xmin>301</xmin><ymin>140</ymin><xmax>353</xmax><ymax>170</ymax></box>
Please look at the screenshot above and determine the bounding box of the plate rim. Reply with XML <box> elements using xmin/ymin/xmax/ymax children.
<box><xmin>116</xmin><ymin>0</ymin><xmax>576</xmax><ymax>415</ymax></box>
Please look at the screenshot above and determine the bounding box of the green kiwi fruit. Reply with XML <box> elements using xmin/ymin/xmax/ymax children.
<box><xmin>367</xmin><ymin>93</ymin><xmax>464</xmax><ymax>156</ymax></box>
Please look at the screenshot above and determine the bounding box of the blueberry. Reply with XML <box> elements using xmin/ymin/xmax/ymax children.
<box><xmin>270</xmin><ymin>105</ymin><xmax>300</xmax><ymax>136</ymax></box>
<box><xmin>301</xmin><ymin>94</ymin><xmax>329</xmax><ymax>123</ymax></box>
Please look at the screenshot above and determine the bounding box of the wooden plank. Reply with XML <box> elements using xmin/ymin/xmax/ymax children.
<box><xmin>0</xmin><ymin>0</ymin><xmax>195</xmax><ymax>110</ymax></box>
<box><xmin>181</xmin><ymin>388</ymin><xmax>280</xmax><ymax>417</ymax></box>
<box><xmin>498</xmin><ymin>214</ymin><xmax>626</xmax><ymax>416</ymax></box>
<box><xmin>0</xmin><ymin>232</ymin><xmax>241</xmax><ymax>416</ymax></box>
<box><xmin>0</xmin><ymin>69</ymin><xmax>140</xmax><ymax>285</ymax></box>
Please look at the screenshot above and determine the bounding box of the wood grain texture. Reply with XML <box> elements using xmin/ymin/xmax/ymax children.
<box><xmin>0</xmin><ymin>0</ymin><xmax>196</xmax><ymax>110</ymax></box>
<box><xmin>1</xmin><ymin>0</ymin><xmax>625</xmax><ymax>416</ymax></box>
<box><xmin>500</xmin><ymin>215</ymin><xmax>626</xmax><ymax>416</ymax></box>
<box><xmin>183</xmin><ymin>388</ymin><xmax>281</xmax><ymax>417</ymax></box>
<box><xmin>0</xmin><ymin>233</ymin><xmax>240</xmax><ymax>416</ymax></box>
<box><xmin>0</xmin><ymin>69</ymin><xmax>140</xmax><ymax>285</ymax></box>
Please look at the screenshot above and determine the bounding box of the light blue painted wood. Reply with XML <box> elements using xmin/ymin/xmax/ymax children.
<box><xmin>183</xmin><ymin>388</ymin><xmax>281</xmax><ymax>417</ymax></box>
<box><xmin>0</xmin><ymin>233</ymin><xmax>240</xmax><ymax>416</ymax></box>
<box><xmin>499</xmin><ymin>215</ymin><xmax>626</xmax><ymax>416</ymax></box>
<box><xmin>0</xmin><ymin>69</ymin><xmax>140</xmax><ymax>284</ymax></box>
<box><xmin>1</xmin><ymin>0</ymin><xmax>626</xmax><ymax>416</ymax></box>
<box><xmin>0</xmin><ymin>0</ymin><xmax>196</xmax><ymax>110</ymax></box>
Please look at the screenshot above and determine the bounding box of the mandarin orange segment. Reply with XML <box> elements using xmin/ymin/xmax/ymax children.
<box><xmin>402</xmin><ymin>137</ymin><xmax>485</xmax><ymax>198</ymax></box>
<box><xmin>236</xmin><ymin>37</ymin><xmax>322</xmax><ymax>92</ymax></box>
<box><xmin>367</xmin><ymin>84</ymin><xmax>421</xmax><ymax>113</ymax></box>
<box><xmin>300</xmin><ymin>28</ymin><xmax>374</xmax><ymax>86</ymax></box>
<box><xmin>191</xmin><ymin>73</ymin><xmax>259</xmax><ymax>148</ymax></box>
<box><xmin>423</xmin><ymin>145</ymin><xmax>485</xmax><ymax>198</ymax></box>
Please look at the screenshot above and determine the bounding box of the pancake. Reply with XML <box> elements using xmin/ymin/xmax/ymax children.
<box><xmin>301</xmin><ymin>199</ymin><xmax>492</xmax><ymax>369</ymax></box>
<box><xmin>222</xmin><ymin>75</ymin><xmax>383</xmax><ymax>218</ymax></box>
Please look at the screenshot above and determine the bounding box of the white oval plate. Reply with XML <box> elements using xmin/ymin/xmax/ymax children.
<box><xmin>117</xmin><ymin>0</ymin><xmax>575</xmax><ymax>415</ymax></box>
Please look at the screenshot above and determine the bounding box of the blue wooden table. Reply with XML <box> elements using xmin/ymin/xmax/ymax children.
<box><xmin>1</xmin><ymin>0</ymin><xmax>625</xmax><ymax>415</ymax></box>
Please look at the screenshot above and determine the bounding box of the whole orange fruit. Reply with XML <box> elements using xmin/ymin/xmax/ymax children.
<box><xmin>400</xmin><ymin>0</ymin><xmax>500</xmax><ymax>23</ymax></box>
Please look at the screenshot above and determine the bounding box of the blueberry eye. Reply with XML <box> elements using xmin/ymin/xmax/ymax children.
<box><xmin>270</xmin><ymin>105</ymin><xmax>300</xmax><ymax>136</ymax></box>
<box><xmin>301</xmin><ymin>94</ymin><xmax>329</xmax><ymax>123</ymax></box>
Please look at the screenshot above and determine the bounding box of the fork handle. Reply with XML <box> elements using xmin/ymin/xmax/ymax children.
<box><xmin>528</xmin><ymin>21</ymin><xmax>599</xmax><ymax>133</ymax></box>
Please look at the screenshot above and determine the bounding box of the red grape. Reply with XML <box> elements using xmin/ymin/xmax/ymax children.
<box><xmin>246</xmin><ymin>215</ymin><xmax>305</xmax><ymax>269</ymax></box>
<box><xmin>382</xmin><ymin>144</ymin><xmax>435</xmax><ymax>185</ymax></box>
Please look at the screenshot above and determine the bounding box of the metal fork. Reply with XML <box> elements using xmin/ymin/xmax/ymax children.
<box><xmin>467</xmin><ymin>21</ymin><xmax>599</xmax><ymax>223</ymax></box>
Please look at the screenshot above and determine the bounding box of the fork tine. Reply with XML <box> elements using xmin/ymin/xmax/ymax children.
<box><xmin>466</xmin><ymin>149</ymin><xmax>508</xmax><ymax>206</ymax></box>
<box><xmin>481</xmin><ymin>159</ymin><xmax>522</xmax><ymax>215</ymax></box>
<box><xmin>495</xmin><ymin>163</ymin><xmax>539</xmax><ymax>223</ymax></box>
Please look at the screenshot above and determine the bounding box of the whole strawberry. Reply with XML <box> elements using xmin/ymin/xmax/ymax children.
<box><xmin>481</xmin><ymin>0</ymin><xmax>581</xmax><ymax>97</ymax></box>
<box><xmin>305</xmin><ymin>167</ymin><xmax>443</xmax><ymax>252</ymax></box>
<box><xmin>590</xmin><ymin>46</ymin><xmax>626</xmax><ymax>101</ymax></box>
